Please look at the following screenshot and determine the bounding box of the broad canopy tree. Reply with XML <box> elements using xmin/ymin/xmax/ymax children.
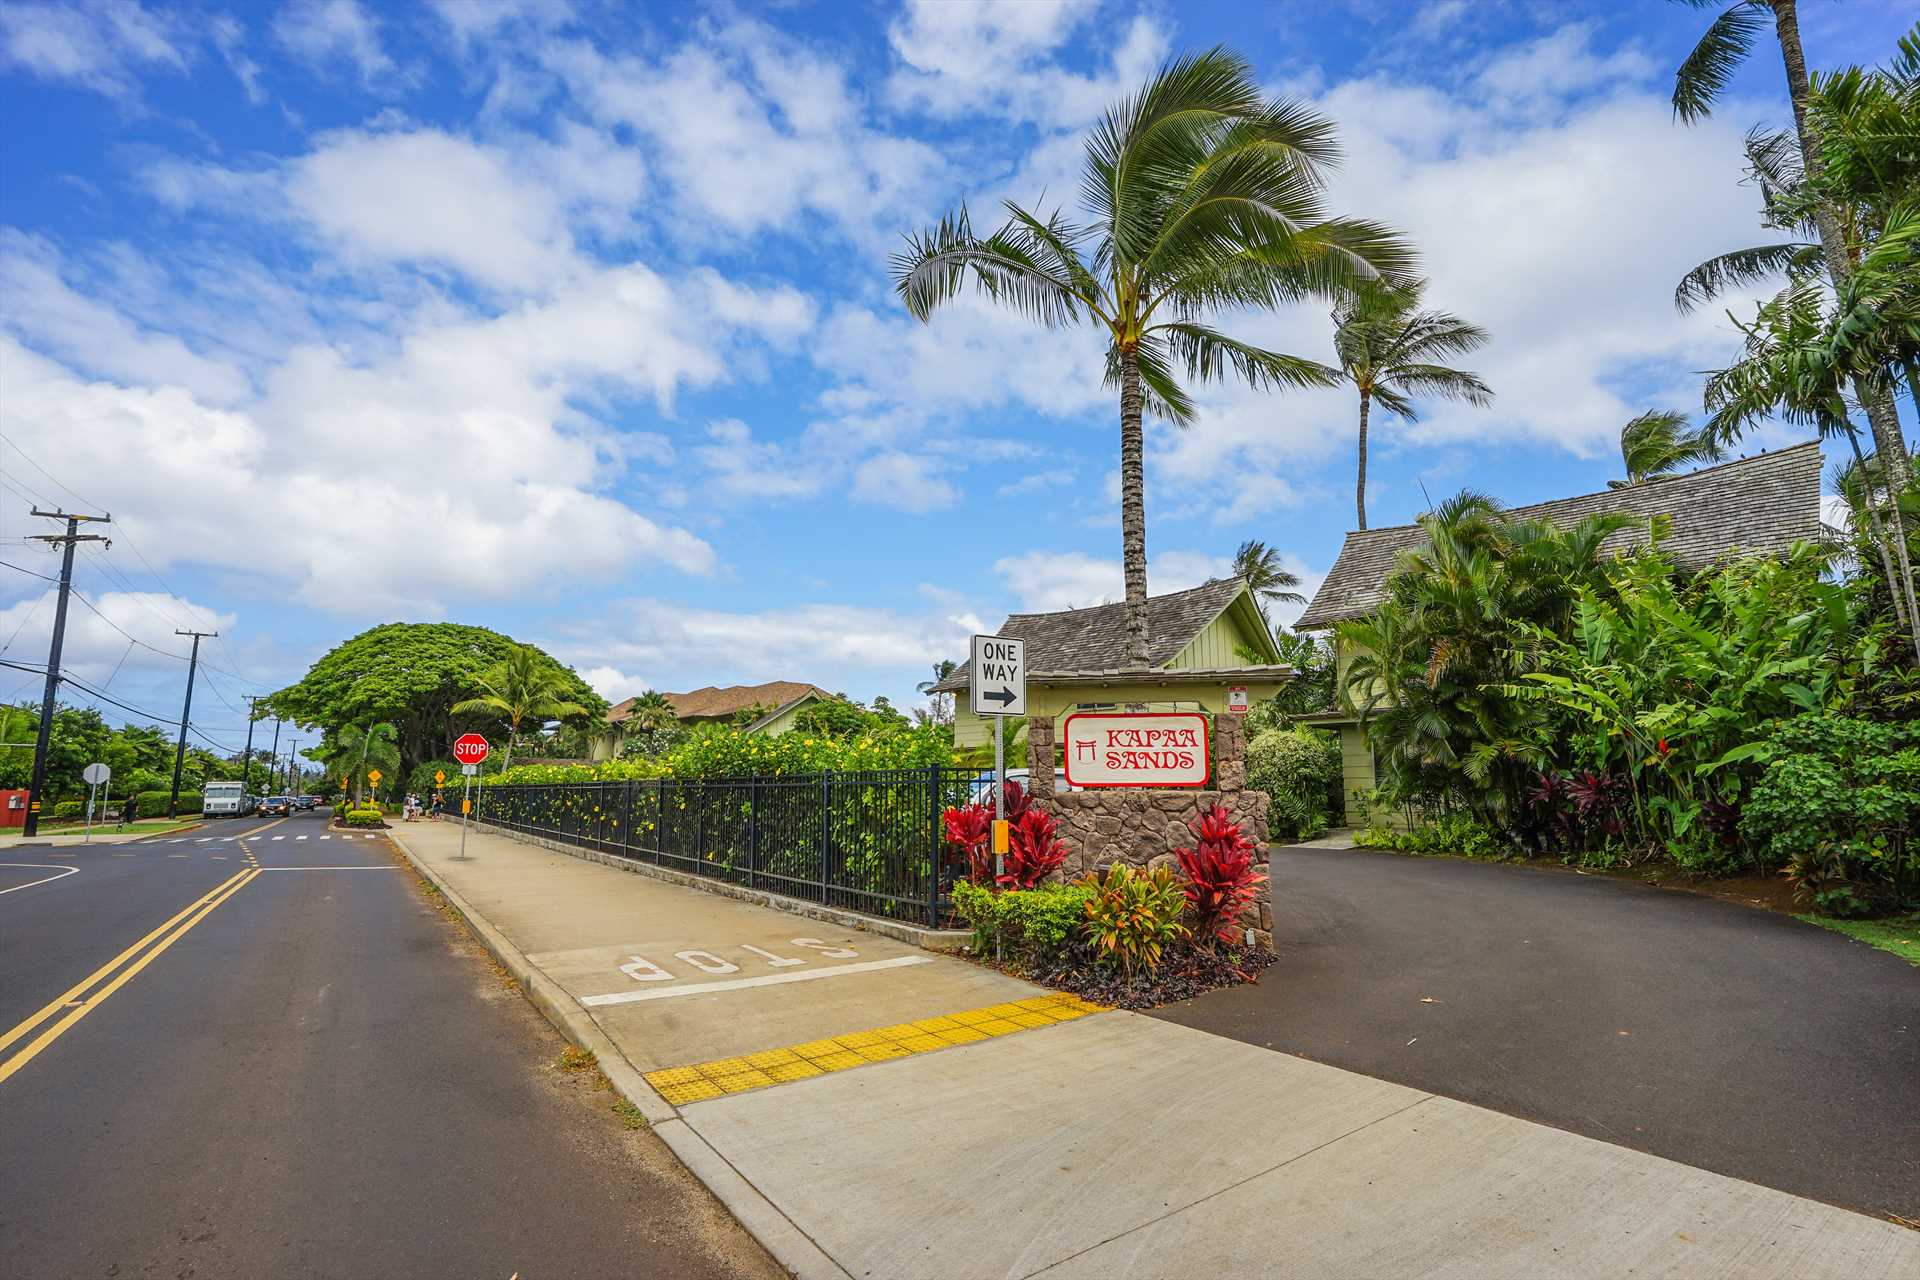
<box><xmin>266</xmin><ymin>623</ymin><xmax>603</xmax><ymax>795</ymax></box>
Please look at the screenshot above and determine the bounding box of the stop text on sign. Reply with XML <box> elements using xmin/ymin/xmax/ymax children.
<box><xmin>1061</xmin><ymin>711</ymin><xmax>1211</xmax><ymax>788</ymax></box>
<box><xmin>452</xmin><ymin>733</ymin><xmax>491</xmax><ymax>765</ymax></box>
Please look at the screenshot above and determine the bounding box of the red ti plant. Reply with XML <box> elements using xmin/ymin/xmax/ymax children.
<box><xmin>1174</xmin><ymin>802</ymin><xmax>1266</xmax><ymax>947</ymax></box>
<box><xmin>999</xmin><ymin>807</ymin><xmax>1070</xmax><ymax>889</ymax></box>
<box><xmin>941</xmin><ymin>803</ymin><xmax>993</xmax><ymax>884</ymax></box>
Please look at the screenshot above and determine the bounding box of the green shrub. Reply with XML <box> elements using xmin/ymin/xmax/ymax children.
<box><xmin>52</xmin><ymin>800</ymin><xmax>84</xmax><ymax>819</ymax></box>
<box><xmin>951</xmin><ymin>880</ymin><xmax>1094</xmax><ymax>972</ymax></box>
<box><xmin>1372</xmin><ymin>811</ymin><xmax>1507</xmax><ymax>859</ymax></box>
<box><xmin>1080</xmin><ymin>864</ymin><xmax>1188</xmax><ymax>978</ymax></box>
<box><xmin>1247</xmin><ymin>726</ymin><xmax>1342</xmax><ymax>839</ymax></box>
<box><xmin>1742</xmin><ymin>716</ymin><xmax>1920</xmax><ymax>917</ymax></box>
<box><xmin>134</xmin><ymin>790</ymin><xmax>200</xmax><ymax>818</ymax></box>
<box><xmin>344</xmin><ymin>806</ymin><xmax>386</xmax><ymax>828</ymax></box>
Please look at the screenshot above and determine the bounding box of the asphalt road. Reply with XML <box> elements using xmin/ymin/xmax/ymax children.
<box><xmin>0</xmin><ymin>808</ymin><xmax>782</xmax><ymax>1280</ymax></box>
<box><xmin>1154</xmin><ymin>846</ymin><xmax>1920</xmax><ymax>1224</ymax></box>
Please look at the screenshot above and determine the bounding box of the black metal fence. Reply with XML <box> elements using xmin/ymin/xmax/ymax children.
<box><xmin>476</xmin><ymin>767</ymin><xmax>981</xmax><ymax>925</ymax></box>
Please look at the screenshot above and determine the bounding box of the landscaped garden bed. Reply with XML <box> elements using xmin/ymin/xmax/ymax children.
<box><xmin>944</xmin><ymin>785</ymin><xmax>1274</xmax><ymax>1009</ymax></box>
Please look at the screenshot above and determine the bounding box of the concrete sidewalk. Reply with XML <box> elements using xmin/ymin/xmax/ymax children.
<box><xmin>392</xmin><ymin>820</ymin><xmax>1920</xmax><ymax>1280</ymax></box>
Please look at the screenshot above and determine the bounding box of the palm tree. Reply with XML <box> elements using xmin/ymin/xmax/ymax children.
<box><xmin>1610</xmin><ymin>409</ymin><xmax>1726</xmax><ymax>487</ymax></box>
<box><xmin>917</xmin><ymin>659</ymin><xmax>958</xmax><ymax>724</ymax></box>
<box><xmin>451</xmin><ymin>644</ymin><xmax>590</xmax><ymax>774</ymax></box>
<box><xmin>894</xmin><ymin>47</ymin><xmax>1410</xmax><ymax>666</ymax></box>
<box><xmin>1670</xmin><ymin>0</ymin><xmax>1912</xmax><ymax>482</ymax></box>
<box><xmin>324</xmin><ymin>721</ymin><xmax>399</xmax><ymax>804</ymax></box>
<box><xmin>1231</xmin><ymin>539</ymin><xmax>1305</xmax><ymax>619</ymax></box>
<box><xmin>1331</xmin><ymin>278</ymin><xmax>1492</xmax><ymax>530</ymax></box>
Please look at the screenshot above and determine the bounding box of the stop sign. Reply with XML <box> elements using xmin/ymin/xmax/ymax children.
<box><xmin>452</xmin><ymin>733</ymin><xmax>491</xmax><ymax>766</ymax></box>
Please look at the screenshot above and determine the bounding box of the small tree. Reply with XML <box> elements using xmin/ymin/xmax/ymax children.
<box><xmin>451</xmin><ymin>644</ymin><xmax>590</xmax><ymax>774</ymax></box>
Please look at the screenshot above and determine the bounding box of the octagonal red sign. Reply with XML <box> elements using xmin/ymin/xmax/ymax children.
<box><xmin>452</xmin><ymin>733</ymin><xmax>491</xmax><ymax>765</ymax></box>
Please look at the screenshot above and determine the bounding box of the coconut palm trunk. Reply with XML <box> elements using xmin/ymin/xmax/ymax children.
<box><xmin>1119</xmin><ymin>349</ymin><xmax>1150</xmax><ymax>665</ymax></box>
<box><xmin>1356</xmin><ymin>390</ymin><xmax>1372</xmax><ymax>530</ymax></box>
<box><xmin>1767</xmin><ymin>1</ymin><xmax>1913</xmax><ymax>484</ymax></box>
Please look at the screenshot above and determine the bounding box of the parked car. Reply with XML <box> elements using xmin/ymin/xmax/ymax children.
<box><xmin>257</xmin><ymin>796</ymin><xmax>292</xmax><ymax>817</ymax></box>
<box><xmin>968</xmin><ymin>768</ymin><xmax>1079</xmax><ymax>801</ymax></box>
<box><xmin>292</xmin><ymin>795</ymin><xmax>320</xmax><ymax>811</ymax></box>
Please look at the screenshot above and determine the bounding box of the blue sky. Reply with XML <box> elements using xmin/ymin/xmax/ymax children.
<box><xmin>1</xmin><ymin>0</ymin><xmax>1913</xmax><ymax>753</ymax></box>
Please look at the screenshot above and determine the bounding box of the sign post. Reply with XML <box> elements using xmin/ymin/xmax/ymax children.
<box><xmin>81</xmin><ymin>762</ymin><xmax>109</xmax><ymax>843</ymax></box>
<box><xmin>969</xmin><ymin>635</ymin><xmax>1026</xmax><ymax>884</ymax></box>
<box><xmin>452</xmin><ymin>734</ymin><xmax>490</xmax><ymax>860</ymax></box>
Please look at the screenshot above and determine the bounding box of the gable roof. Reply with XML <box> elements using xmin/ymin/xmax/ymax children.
<box><xmin>931</xmin><ymin>577</ymin><xmax>1269</xmax><ymax>692</ymax></box>
<box><xmin>606</xmin><ymin>682</ymin><xmax>830</xmax><ymax>724</ymax></box>
<box><xmin>1293</xmin><ymin>442</ymin><xmax>1824</xmax><ymax>631</ymax></box>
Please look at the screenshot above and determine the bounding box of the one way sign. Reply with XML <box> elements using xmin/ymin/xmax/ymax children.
<box><xmin>969</xmin><ymin>634</ymin><xmax>1027</xmax><ymax>718</ymax></box>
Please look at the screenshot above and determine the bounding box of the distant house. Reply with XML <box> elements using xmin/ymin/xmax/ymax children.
<box><xmin>594</xmin><ymin>681</ymin><xmax>832</xmax><ymax>760</ymax></box>
<box><xmin>930</xmin><ymin>578</ymin><xmax>1293</xmax><ymax>751</ymax></box>
<box><xmin>1291</xmin><ymin>442</ymin><xmax>1825</xmax><ymax>817</ymax></box>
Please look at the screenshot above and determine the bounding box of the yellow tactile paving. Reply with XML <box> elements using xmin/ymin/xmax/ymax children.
<box><xmin>642</xmin><ymin>992</ymin><xmax>1109</xmax><ymax>1106</ymax></box>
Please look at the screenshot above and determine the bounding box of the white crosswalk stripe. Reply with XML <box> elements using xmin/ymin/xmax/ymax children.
<box><xmin>272</xmin><ymin>835</ymin><xmax>284</xmax><ymax>840</ymax></box>
<box><xmin>296</xmin><ymin>835</ymin><xmax>308</xmax><ymax>841</ymax></box>
<box><xmin>320</xmin><ymin>835</ymin><xmax>331</xmax><ymax>841</ymax></box>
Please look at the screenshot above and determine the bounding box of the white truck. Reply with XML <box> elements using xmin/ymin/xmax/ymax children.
<box><xmin>202</xmin><ymin>780</ymin><xmax>253</xmax><ymax>817</ymax></box>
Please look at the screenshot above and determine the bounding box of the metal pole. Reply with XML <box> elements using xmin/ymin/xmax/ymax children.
<box><xmin>23</xmin><ymin>510</ymin><xmax>108</xmax><ymax>837</ymax></box>
<box><xmin>286</xmin><ymin>739</ymin><xmax>299</xmax><ymax>795</ymax></box>
<box><xmin>993</xmin><ymin>714</ymin><xmax>1005</xmax><ymax>884</ymax></box>
<box><xmin>242</xmin><ymin>696</ymin><xmax>259</xmax><ymax>799</ymax></box>
<box><xmin>459</xmin><ymin>772</ymin><xmax>471</xmax><ymax>860</ymax></box>
<box><xmin>268</xmin><ymin>718</ymin><xmax>281</xmax><ymax>800</ymax></box>
<box><xmin>167</xmin><ymin>630</ymin><xmax>215</xmax><ymax>819</ymax></box>
<box><xmin>84</xmin><ymin>778</ymin><xmax>97</xmax><ymax>843</ymax></box>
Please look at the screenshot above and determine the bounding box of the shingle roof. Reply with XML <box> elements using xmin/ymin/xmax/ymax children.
<box><xmin>1292</xmin><ymin>441</ymin><xmax>1824</xmax><ymax>631</ymax></box>
<box><xmin>607</xmin><ymin>682</ymin><xmax>828</xmax><ymax>723</ymax></box>
<box><xmin>931</xmin><ymin>578</ymin><xmax>1251</xmax><ymax>692</ymax></box>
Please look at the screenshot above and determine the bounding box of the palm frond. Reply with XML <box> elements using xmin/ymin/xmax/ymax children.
<box><xmin>1674</xmin><ymin>242</ymin><xmax>1814</xmax><ymax>312</ymax></box>
<box><xmin>891</xmin><ymin>204</ymin><xmax>1091</xmax><ymax>327</ymax></box>
<box><xmin>1115</xmin><ymin>337</ymin><xmax>1197</xmax><ymax>426</ymax></box>
<box><xmin>1154</xmin><ymin>320</ymin><xmax>1339</xmax><ymax>392</ymax></box>
<box><xmin>1673</xmin><ymin>0</ymin><xmax>1768</xmax><ymax>124</ymax></box>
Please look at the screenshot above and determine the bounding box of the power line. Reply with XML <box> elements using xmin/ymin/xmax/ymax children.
<box><xmin>0</xmin><ymin>558</ymin><xmax>59</xmax><ymax>584</ymax></box>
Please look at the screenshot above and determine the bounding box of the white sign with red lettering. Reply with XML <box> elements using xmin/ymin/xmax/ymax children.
<box><xmin>1061</xmin><ymin>712</ymin><xmax>1210</xmax><ymax>788</ymax></box>
<box><xmin>1227</xmin><ymin>687</ymin><xmax>1249</xmax><ymax>714</ymax></box>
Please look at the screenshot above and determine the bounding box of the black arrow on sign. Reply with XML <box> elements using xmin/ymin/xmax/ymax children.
<box><xmin>984</xmin><ymin>687</ymin><xmax>1017</xmax><ymax>707</ymax></box>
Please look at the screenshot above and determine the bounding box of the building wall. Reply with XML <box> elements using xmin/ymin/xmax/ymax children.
<box><xmin>1166</xmin><ymin>611</ymin><xmax>1253</xmax><ymax>669</ymax></box>
<box><xmin>951</xmin><ymin>678</ymin><xmax>1291</xmax><ymax>750</ymax></box>
<box><xmin>751</xmin><ymin>700</ymin><xmax>808</xmax><ymax>736</ymax></box>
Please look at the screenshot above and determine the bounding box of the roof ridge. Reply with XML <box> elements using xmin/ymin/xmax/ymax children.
<box><xmin>1002</xmin><ymin>575</ymin><xmax>1244</xmax><ymax>620</ymax></box>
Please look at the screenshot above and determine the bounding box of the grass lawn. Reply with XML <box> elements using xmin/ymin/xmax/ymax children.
<box><xmin>1796</xmin><ymin>913</ymin><xmax>1920</xmax><ymax>968</ymax></box>
<box><xmin>34</xmin><ymin>819</ymin><xmax>200</xmax><ymax>837</ymax></box>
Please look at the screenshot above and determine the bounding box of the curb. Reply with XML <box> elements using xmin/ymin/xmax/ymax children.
<box><xmin>385</xmin><ymin>828</ymin><xmax>851</xmax><ymax>1280</ymax></box>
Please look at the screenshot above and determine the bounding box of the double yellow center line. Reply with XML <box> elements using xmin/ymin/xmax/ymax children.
<box><xmin>0</xmin><ymin>867</ymin><xmax>259</xmax><ymax>1086</ymax></box>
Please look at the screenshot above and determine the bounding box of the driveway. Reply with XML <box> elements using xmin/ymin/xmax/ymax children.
<box><xmin>1153</xmin><ymin>846</ymin><xmax>1920</xmax><ymax>1223</ymax></box>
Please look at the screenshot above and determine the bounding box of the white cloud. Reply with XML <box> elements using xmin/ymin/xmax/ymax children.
<box><xmin>695</xmin><ymin>419</ymin><xmax>822</xmax><ymax>502</ymax></box>
<box><xmin>0</xmin><ymin>232</ymin><xmax>251</xmax><ymax>404</ymax></box>
<box><xmin>274</xmin><ymin>0</ymin><xmax>394</xmax><ymax>85</ymax></box>
<box><xmin>209</xmin><ymin>15</ymin><xmax>263</xmax><ymax>104</ymax></box>
<box><xmin>0</xmin><ymin>0</ymin><xmax>185</xmax><ymax>98</ymax></box>
<box><xmin>545</xmin><ymin>22</ymin><xmax>948</xmax><ymax>243</ymax></box>
<box><xmin>993</xmin><ymin>549</ymin><xmax>1234</xmax><ymax>613</ymax></box>
<box><xmin>852</xmin><ymin>453</ymin><xmax>958</xmax><ymax>513</ymax></box>
<box><xmin>0</xmin><ymin>585</ymin><xmax>233</xmax><ymax>691</ymax></box>
<box><xmin>0</xmin><ymin>241</ymin><xmax>829</xmax><ymax>610</ymax></box>
<box><xmin>579</xmin><ymin>664</ymin><xmax>651</xmax><ymax>703</ymax></box>
<box><xmin>886</xmin><ymin>0</ymin><xmax>1167</xmax><ymax>129</ymax></box>
<box><xmin>548</xmin><ymin>596</ymin><xmax>977</xmax><ymax>702</ymax></box>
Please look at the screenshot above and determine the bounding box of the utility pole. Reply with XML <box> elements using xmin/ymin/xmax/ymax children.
<box><xmin>286</xmin><ymin>739</ymin><xmax>299</xmax><ymax>795</ymax></box>
<box><xmin>268</xmin><ymin>717</ymin><xmax>282</xmax><ymax>796</ymax></box>
<box><xmin>167</xmin><ymin>629</ymin><xmax>217</xmax><ymax>819</ymax></box>
<box><xmin>242</xmin><ymin>696</ymin><xmax>261</xmax><ymax>797</ymax></box>
<box><xmin>23</xmin><ymin>509</ymin><xmax>109</xmax><ymax>837</ymax></box>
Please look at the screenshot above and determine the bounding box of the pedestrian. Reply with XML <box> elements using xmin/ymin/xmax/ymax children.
<box><xmin>430</xmin><ymin>791</ymin><xmax>443</xmax><ymax>821</ymax></box>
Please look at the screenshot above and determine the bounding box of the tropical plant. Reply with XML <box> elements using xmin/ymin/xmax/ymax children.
<box><xmin>917</xmin><ymin>659</ymin><xmax>959</xmax><ymax>725</ymax></box>
<box><xmin>951</xmin><ymin>880</ymin><xmax>1094</xmax><ymax>970</ymax></box>
<box><xmin>1174</xmin><ymin>802</ymin><xmax>1266</xmax><ymax>946</ymax></box>
<box><xmin>1079</xmin><ymin>863</ymin><xmax>1190</xmax><ymax>977</ymax></box>
<box><xmin>1231</xmin><ymin>540</ymin><xmax>1305</xmax><ymax>618</ymax></box>
<box><xmin>1000</xmin><ymin>807</ymin><xmax>1071</xmax><ymax>888</ymax></box>
<box><xmin>318</xmin><ymin>720</ymin><xmax>400</xmax><ymax>804</ymax></box>
<box><xmin>1670</xmin><ymin>0</ymin><xmax>1912</xmax><ymax>480</ymax></box>
<box><xmin>1338</xmin><ymin>492</ymin><xmax>1643</xmax><ymax>822</ymax></box>
<box><xmin>1742</xmin><ymin>714</ymin><xmax>1920</xmax><ymax>915</ymax></box>
<box><xmin>1507</xmin><ymin>547</ymin><xmax>1874</xmax><ymax>869</ymax></box>
<box><xmin>1246</xmin><ymin>725</ymin><xmax>1342</xmax><ymax>838</ymax></box>
<box><xmin>451</xmin><ymin>643</ymin><xmax>592</xmax><ymax>774</ymax></box>
<box><xmin>1331</xmin><ymin>277</ymin><xmax>1493</xmax><ymax>530</ymax></box>
<box><xmin>943</xmin><ymin>802</ymin><xmax>994</xmax><ymax>884</ymax></box>
<box><xmin>895</xmin><ymin>47</ymin><xmax>1410</xmax><ymax>664</ymax></box>
<box><xmin>1610</xmin><ymin>409</ymin><xmax>1726</xmax><ymax>487</ymax></box>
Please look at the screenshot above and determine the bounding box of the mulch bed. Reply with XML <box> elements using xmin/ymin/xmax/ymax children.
<box><xmin>331</xmin><ymin>819</ymin><xmax>393</xmax><ymax>830</ymax></box>
<box><xmin>971</xmin><ymin>944</ymin><xmax>1275</xmax><ymax>1011</ymax></box>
